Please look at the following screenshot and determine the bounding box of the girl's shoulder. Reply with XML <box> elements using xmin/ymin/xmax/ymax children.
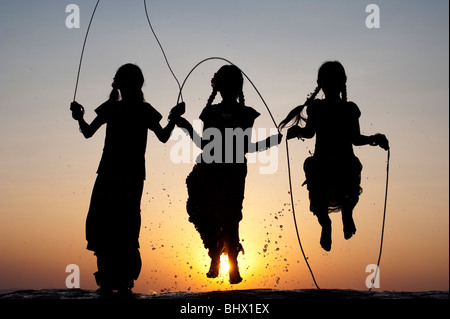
<box><xmin>241</xmin><ymin>105</ymin><xmax>260</xmax><ymax>122</ymax></box>
<box><xmin>94</xmin><ymin>100</ymin><xmax>162</xmax><ymax>126</ymax></box>
<box><xmin>200</xmin><ymin>104</ymin><xmax>260</xmax><ymax>122</ymax></box>
<box><xmin>306</xmin><ymin>99</ymin><xmax>361</xmax><ymax>118</ymax></box>
<box><xmin>305</xmin><ymin>99</ymin><xmax>324</xmax><ymax>116</ymax></box>
<box><xmin>345</xmin><ymin>101</ymin><xmax>361</xmax><ymax>118</ymax></box>
<box><xmin>143</xmin><ymin>102</ymin><xmax>163</xmax><ymax>123</ymax></box>
<box><xmin>95</xmin><ymin>100</ymin><xmax>119</xmax><ymax>118</ymax></box>
<box><xmin>199</xmin><ymin>104</ymin><xmax>215</xmax><ymax>122</ymax></box>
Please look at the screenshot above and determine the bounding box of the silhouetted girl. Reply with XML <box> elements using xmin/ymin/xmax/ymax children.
<box><xmin>279</xmin><ymin>61</ymin><xmax>389</xmax><ymax>252</ymax></box>
<box><xmin>176</xmin><ymin>65</ymin><xmax>282</xmax><ymax>284</ymax></box>
<box><xmin>70</xmin><ymin>63</ymin><xmax>184</xmax><ymax>294</ymax></box>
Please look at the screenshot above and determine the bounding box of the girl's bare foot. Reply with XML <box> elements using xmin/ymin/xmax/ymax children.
<box><xmin>206</xmin><ymin>255</ymin><xmax>220</xmax><ymax>278</ymax></box>
<box><xmin>228</xmin><ymin>255</ymin><xmax>242</xmax><ymax>284</ymax></box>
<box><xmin>343</xmin><ymin>216</ymin><xmax>356</xmax><ymax>240</ymax></box>
<box><xmin>320</xmin><ymin>223</ymin><xmax>332</xmax><ymax>251</ymax></box>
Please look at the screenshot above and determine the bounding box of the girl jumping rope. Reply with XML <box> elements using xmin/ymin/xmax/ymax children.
<box><xmin>175</xmin><ymin>65</ymin><xmax>282</xmax><ymax>284</ymax></box>
<box><xmin>279</xmin><ymin>61</ymin><xmax>389</xmax><ymax>252</ymax></box>
<box><xmin>70</xmin><ymin>63</ymin><xmax>184</xmax><ymax>295</ymax></box>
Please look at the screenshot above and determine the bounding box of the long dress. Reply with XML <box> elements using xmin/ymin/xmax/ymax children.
<box><xmin>85</xmin><ymin>100</ymin><xmax>162</xmax><ymax>289</ymax></box>
<box><xmin>303</xmin><ymin>99</ymin><xmax>363</xmax><ymax>214</ymax></box>
<box><xmin>186</xmin><ymin>102</ymin><xmax>260</xmax><ymax>255</ymax></box>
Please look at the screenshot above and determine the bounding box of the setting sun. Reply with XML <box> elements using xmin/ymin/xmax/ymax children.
<box><xmin>219</xmin><ymin>254</ymin><xmax>230</xmax><ymax>275</ymax></box>
<box><xmin>0</xmin><ymin>0</ymin><xmax>448</xmax><ymax>297</ymax></box>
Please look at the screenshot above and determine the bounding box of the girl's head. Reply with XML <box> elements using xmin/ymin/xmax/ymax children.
<box><xmin>207</xmin><ymin>65</ymin><xmax>245</xmax><ymax>106</ymax></box>
<box><xmin>110</xmin><ymin>63</ymin><xmax>145</xmax><ymax>102</ymax></box>
<box><xmin>317</xmin><ymin>61</ymin><xmax>347</xmax><ymax>100</ymax></box>
<box><xmin>279</xmin><ymin>60</ymin><xmax>348</xmax><ymax>130</ymax></box>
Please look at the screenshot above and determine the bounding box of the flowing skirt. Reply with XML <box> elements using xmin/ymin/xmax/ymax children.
<box><xmin>303</xmin><ymin>155</ymin><xmax>363</xmax><ymax>214</ymax></box>
<box><xmin>186</xmin><ymin>163</ymin><xmax>247</xmax><ymax>254</ymax></box>
<box><xmin>85</xmin><ymin>174</ymin><xmax>143</xmax><ymax>288</ymax></box>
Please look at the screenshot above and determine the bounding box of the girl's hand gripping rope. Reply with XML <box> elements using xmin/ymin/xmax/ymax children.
<box><xmin>70</xmin><ymin>101</ymin><xmax>85</xmax><ymax>121</ymax></box>
<box><xmin>370</xmin><ymin>133</ymin><xmax>390</xmax><ymax>151</ymax></box>
<box><xmin>174</xmin><ymin>117</ymin><xmax>190</xmax><ymax>130</ymax></box>
<box><xmin>286</xmin><ymin>126</ymin><xmax>302</xmax><ymax>140</ymax></box>
<box><xmin>168</xmin><ymin>102</ymin><xmax>186</xmax><ymax>121</ymax></box>
<box><xmin>276</xmin><ymin>132</ymin><xmax>284</xmax><ymax>145</ymax></box>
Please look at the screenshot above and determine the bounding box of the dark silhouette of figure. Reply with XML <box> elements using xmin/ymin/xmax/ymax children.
<box><xmin>70</xmin><ymin>63</ymin><xmax>184</xmax><ymax>295</ymax></box>
<box><xmin>279</xmin><ymin>61</ymin><xmax>389</xmax><ymax>252</ymax></box>
<box><xmin>175</xmin><ymin>65</ymin><xmax>282</xmax><ymax>284</ymax></box>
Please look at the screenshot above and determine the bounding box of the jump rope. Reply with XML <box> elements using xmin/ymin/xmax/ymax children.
<box><xmin>73</xmin><ymin>0</ymin><xmax>390</xmax><ymax>291</ymax></box>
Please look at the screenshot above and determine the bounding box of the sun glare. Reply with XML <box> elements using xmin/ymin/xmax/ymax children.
<box><xmin>219</xmin><ymin>254</ymin><xmax>229</xmax><ymax>274</ymax></box>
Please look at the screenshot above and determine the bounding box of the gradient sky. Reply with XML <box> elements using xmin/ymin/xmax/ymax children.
<box><xmin>0</xmin><ymin>0</ymin><xmax>448</xmax><ymax>293</ymax></box>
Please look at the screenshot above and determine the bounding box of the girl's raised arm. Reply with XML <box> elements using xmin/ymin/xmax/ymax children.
<box><xmin>151</xmin><ymin>102</ymin><xmax>185</xmax><ymax>143</ymax></box>
<box><xmin>247</xmin><ymin>133</ymin><xmax>283</xmax><ymax>153</ymax></box>
<box><xmin>351</xmin><ymin>119</ymin><xmax>389</xmax><ymax>150</ymax></box>
<box><xmin>70</xmin><ymin>101</ymin><xmax>105</xmax><ymax>139</ymax></box>
<box><xmin>152</xmin><ymin>120</ymin><xmax>176</xmax><ymax>143</ymax></box>
<box><xmin>174</xmin><ymin>117</ymin><xmax>203</xmax><ymax>149</ymax></box>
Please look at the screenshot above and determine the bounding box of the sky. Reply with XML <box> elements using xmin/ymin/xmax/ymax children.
<box><xmin>0</xmin><ymin>0</ymin><xmax>448</xmax><ymax>294</ymax></box>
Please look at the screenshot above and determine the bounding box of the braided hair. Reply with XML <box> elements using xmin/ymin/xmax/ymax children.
<box><xmin>279</xmin><ymin>61</ymin><xmax>348</xmax><ymax>130</ymax></box>
<box><xmin>278</xmin><ymin>86</ymin><xmax>320</xmax><ymax>130</ymax></box>
<box><xmin>109</xmin><ymin>63</ymin><xmax>145</xmax><ymax>102</ymax></box>
<box><xmin>206</xmin><ymin>65</ymin><xmax>245</xmax><ymax>107</ymax></box>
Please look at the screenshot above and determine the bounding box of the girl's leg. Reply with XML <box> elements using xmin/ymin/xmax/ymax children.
<box><xmin>206</xmin><ymin>245</ymin><xmax>221</xmax><ymax>279</ymax></box>
<box><xmin>223</xmin><ymin>222</ymin><xmax>243</xmax><ymax>284</ymax></box>
<box><xmin>94</xmin><ymin>247</ymin><xmax>141</xmax><ymax>294</ymax></box>
<box><xmin>342</xmin><ymin>202</ymin><xmax>357</xmax><ymax>240</ymax></box>
<box><xmin>94</xmin><ymin>249</ymin><xmax>116</xmax><ymax>294</ymax></box>
<box><xmin>342</xmin><ymin>156</ymin><xmax>362</xmax><ymax>240</ymax></box>
<box><xmin>315</xmin><ymin>204</ymin><xmax>332</xmax><ymax>252</ymax></box>
<box><xmin>115</xmin><ymin>247</ymin><xmax>142</xmax><ymax>294</ymax></box>
<box><xmin>206</xmin><ymin>226</ymin><xmax>223</xmax><ymax>279</ymax></box>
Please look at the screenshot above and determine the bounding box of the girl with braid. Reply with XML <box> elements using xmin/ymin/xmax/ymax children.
<box><xmin>279</xmin><ymin>61</ymin><xmax>389</xmax><ymax>252</ymax></box>
<box><xmin>70</xmin><ymin>63</ymin><xmax>184</xmax><ymax>295</ymax></box>
<box><xmin>175</xmin><ymin>65</ymin><xmax>282</xmax><ymax>284</ymax></box>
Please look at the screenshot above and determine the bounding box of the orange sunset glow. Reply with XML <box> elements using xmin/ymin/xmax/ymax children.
<box><xmin>0</xmin><ymin>0</ymin><xmax>448</xmax><ymax>295</ymax></box>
